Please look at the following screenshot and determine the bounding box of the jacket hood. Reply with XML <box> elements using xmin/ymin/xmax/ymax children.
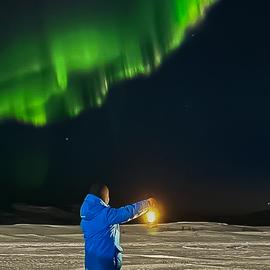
<box><xmin>80</xmin><ymin>194</ymin><xmax>108</xmax><ymax>220</ymax></box>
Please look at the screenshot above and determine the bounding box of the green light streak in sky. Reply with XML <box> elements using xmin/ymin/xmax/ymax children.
<box><xmin>0</xmin><ymin>0</ymin><xmax>216</xmax><ymax>126</ymax></box>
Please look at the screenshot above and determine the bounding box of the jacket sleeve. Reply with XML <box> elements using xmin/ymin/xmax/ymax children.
<box><xmin>80</xmin><ymin>200</ymin><xmax>91</xmax><ymax>220</ymax></box>
<box><xmin>106</xmin><ymin>200</ymin><xmax>150</xmax><ymax>225</ymax></box>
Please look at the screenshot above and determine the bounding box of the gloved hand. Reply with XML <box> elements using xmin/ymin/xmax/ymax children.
<box><xmin>148</xmin><ymin>197</ymin><xmax>158</xmax><ymax>208</ymax></box>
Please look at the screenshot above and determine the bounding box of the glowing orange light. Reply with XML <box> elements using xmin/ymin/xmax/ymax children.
<box><xmin>146</xmin><ymin>210</ymin><xmax>157</xmax><ymax>223</ymax></box>
<box><xmin>145</xmin><ymin>208</ymin><xmax>159</xmax><ymax>224</ymax></box>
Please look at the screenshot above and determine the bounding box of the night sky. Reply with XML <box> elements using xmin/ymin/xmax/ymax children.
<box><xmin>1</xmin><ymin>0</ymin><xmax>270</xmax><ymax>221</ymax></box>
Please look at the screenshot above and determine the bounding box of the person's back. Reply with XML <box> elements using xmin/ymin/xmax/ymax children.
<box><xmin>80</xmin><ymin>184</ymin><xmax>155</xmax><ymax>270</ymax></box>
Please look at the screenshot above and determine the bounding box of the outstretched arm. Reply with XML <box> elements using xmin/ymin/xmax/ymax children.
<box><xmin>106</xmin><ymin>199</ymin><xmax>154</xmax><ymax>225</ymax></box>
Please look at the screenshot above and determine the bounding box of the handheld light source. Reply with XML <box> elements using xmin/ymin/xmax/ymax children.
<box><xmin>145</xmin><ymin>208</ymin><xmax>159</xmax><ymax>224</ymax></box>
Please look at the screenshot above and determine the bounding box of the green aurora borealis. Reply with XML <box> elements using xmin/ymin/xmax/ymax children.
<box><xmin>0</xmin><ymin>0</ymin><xmax>216</xmax><ymax>126</ymax></box>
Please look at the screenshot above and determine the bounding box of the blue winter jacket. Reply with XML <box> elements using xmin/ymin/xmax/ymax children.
<box><xmin>80</xmin><ymin>194</ymin><xmax>150</xmax><ymax>270</ymax></box>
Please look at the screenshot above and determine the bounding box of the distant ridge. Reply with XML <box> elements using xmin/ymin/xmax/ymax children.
<box><xmin>0</xmin><ymin>204</ymin><xmax>80</xmax><ymax>225</ymax></box>
<box><xmin>0</xmin><ymin>204</ymin><xmax>269</xmax><ymax>226</ymax></box>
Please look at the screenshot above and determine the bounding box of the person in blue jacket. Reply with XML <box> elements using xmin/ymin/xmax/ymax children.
<box><xmin>80</xmin><ymin>183</ymin><xmax>156</xmax><ymax>270</ymax></box>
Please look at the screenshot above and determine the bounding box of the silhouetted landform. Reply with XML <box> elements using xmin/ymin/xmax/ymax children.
<box><xmin>207</xmin><ymin>209</ymin><xmax>270</xmax><ymax>227</ymax></box>
<box><xmin>0</xmin><ymin>204</ymin><xmax>269</xmax><ymax>226</ymax></box>
<box><xmin>0</xmin><ymin>204</ymin><xmax>80</xmax><ymax>225</ymax></box>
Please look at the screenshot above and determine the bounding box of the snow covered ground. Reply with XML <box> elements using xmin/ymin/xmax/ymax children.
<box><xmin>0</xmin><ymin>222</ymin><xmax>270</xmax><ymax>269</ymax></box>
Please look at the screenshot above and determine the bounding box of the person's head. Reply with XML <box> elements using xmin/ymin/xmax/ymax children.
<box><xmin>89</xmin><ymin>183</ymin><xmax>110</xmax><ymax>204</ymax></box>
